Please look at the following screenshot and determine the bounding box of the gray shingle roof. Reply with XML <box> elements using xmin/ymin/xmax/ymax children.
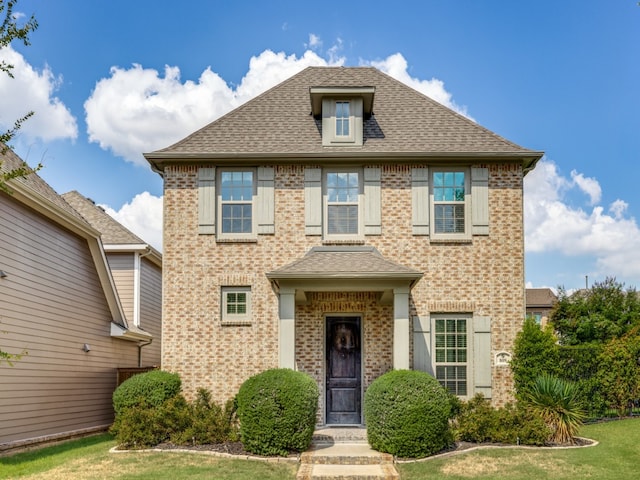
<box><xmin>526</xmin><ymin>288</ymin><xmax>558</xmax><ymax>308</ymax></box>
<box><xmin>145</xmin><ymin>66</ymin><xmax>542</xmax><ymax>168</ymax></box>
<box><xmin>61</xmin><ymin>190</ymin><xmax>145</xmax><ymax>245</ymax></box>
<box><xmin>267</xmin><ymin>246</ymin><xmax>423</xmax><ymax>280</ymax></box>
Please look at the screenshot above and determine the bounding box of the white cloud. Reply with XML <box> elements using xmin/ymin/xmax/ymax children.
<box><xmin>306</xmin><ymin>33</ymin><xmax>322</xmax><ymax>50</ymax></box>
<box><xmin>367</xmin><ymin>53</ymin><xmax>472</xmax><ymax>118</ymax></box>
<box><xmin>100</xmin><ymin>192</ymin><xmax>163</xmax><ymax>251</ymax></box>
<box><xmin>84</xmin><ymin>49</ymin><xmax>340</xmax><ymax>166</ymax></box>
<box><xmin>0</xmin><ymin>46</ymin><xmax>78</xmax><ymax>143</ymax></box>
<box><xmin>570</xmin><ymin>169</ymin><xmax>601</xmax><ymax>205</ymax></box>
<box><xmin>524</xmin><ymin>159</ymin><xmax>640</xmax><ymax>278</ymax></box>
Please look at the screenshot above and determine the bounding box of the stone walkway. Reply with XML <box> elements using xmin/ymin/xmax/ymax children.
<box><xmin>296</xmin><ymin>428</ymin><xmax>399</xmax><ymax>480</ymax></box>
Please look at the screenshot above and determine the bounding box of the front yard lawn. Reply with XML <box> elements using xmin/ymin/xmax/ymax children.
<box><xmin>1</xmin><ymin>418</ymin><xmax>638</xmax><ymax>479</ymax></box>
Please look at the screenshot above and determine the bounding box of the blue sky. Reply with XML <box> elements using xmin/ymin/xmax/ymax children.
<box><xmin>1</xmin><ymin>0</ymin><xmax>639</xmax><ymax>291</ymax></box>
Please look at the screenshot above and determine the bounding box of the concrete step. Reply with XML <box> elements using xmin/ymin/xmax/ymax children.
<box><xmin>297</xmin><ymin>440</ymin><xmax>399</xmax><ymax>480</ymax></box>
<box><xmin>312</xmin><ymin>427</ymin><xmax>368</xmax><ymax>444</ymax></box>
<box><xmin>296</xmin><ymin>463</ymin><xmax>399</xmax><ymax>480</ymax></box>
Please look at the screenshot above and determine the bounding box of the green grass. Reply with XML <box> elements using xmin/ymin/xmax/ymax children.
<box><xmin>397</xmin><ymin>418</ymin><xmax>640</xmax><ymax>479</ymax></box>
<box><xmin>2</xmin><ymin>419</ymin><xmax>639</xmax><ymax>479</ymax></box>
<box><xmin>0</xmin><ymin>434</ymin><xmax>297</xmax><ymax>480</ymax></box>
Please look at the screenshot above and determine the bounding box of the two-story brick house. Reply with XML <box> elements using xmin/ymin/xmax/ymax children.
<box><xmin>145</xmin><ymin>66</ymin><xmax>542</xmax><ymax>425</ymax></box>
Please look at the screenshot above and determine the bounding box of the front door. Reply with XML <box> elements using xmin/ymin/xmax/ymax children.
<box><xmin>326</xmin><ymin>316</ymin><xmax>362</xmax><ymax>425</ymax></box>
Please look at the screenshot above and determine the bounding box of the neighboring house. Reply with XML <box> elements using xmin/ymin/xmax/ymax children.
<box><xmin>145</xmin><ymin>66</ymin><xmax>543</xmax><ymax>425</ymax></box>
<box><xmin>61</xmin><ymin>191</ymin><xmax>162</xmax><ymax>367</ymax></box>
<box><xmin>525</xmin><ymin>288</ymin><xmax>558</xmax><ymax>327</ymax></box>
<box><xmin>0</xmin><ymin>148</ymin><xmax>162</xmax><ymax>450</ymax></box>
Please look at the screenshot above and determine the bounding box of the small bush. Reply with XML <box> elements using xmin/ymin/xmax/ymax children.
<box><xmin>172</xmin><ymin>389</ymin><xmax>239</xmax><ymax>445</ymax></box>
<box><xmin>113</xmin><ymin>370</ymin><xmax>181</xmax><ymax>415</ymax></box>
<box><xmin>110</xmin><ymin>394</ymin><xmax>191</xmax><ymax>448</ymax></box>
<box><xmin>236</xmin><ymin>368</ymin><xmax>319</xmax><ymax>456</ymax></box>
<box><xmin>364</xmin><ymin>370</ymin><xmax>452</xmax><ymax>458</ymax></box>
<box><xmin>596</xmin><ymin>334</ymin><xmax>640</xmax><ymax>417</ymax></box>
<box><xmin>455</xmin><ymin>394</ymin><xmax>549</xmax><ymax>446</ymax></box>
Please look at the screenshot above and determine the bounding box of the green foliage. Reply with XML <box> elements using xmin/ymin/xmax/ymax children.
<box><xmin>172</xmin><ymin>389</ymin><xmax>239</xmax><ymax>445</ymax></box>
<box><xmin>524</xmin><ymin>375</ymin><xmax>586</xmax><ymax>444</ymax></box>
<box><xmin>551</xmin><ymin>278</ymin><xmax>640</xmax><ymax>345</ymax></box>
<box><xmin>112</xmin><ymin>370</ymin><xmax>181</xmax><ymax>415</ymax></box>
<box><xmin>596</xmin><ymin>333</ymin><xmax>640</xmax><ymax>416</ymax></box>
<box><xmin>454</xmin><ymin>394</ymin><xmax>549</xmax><ymax>446</ymax></box>
<box><xmin>511</xmin><ymin>317</ymin><xmax>561</xmax><ymax>399</ymax></box>
<box><xmin>558</xmin><ymin>345</ymin><xmax>606</xmax><ymax>417</ymax></box>
<box><xmin>0</xmin><ymin>0</ymin><xmax>40</xmax><ymax>192</ymax></box>
<box><xmin>110</xmin><ymin>394</ymin><xmax>191</xmax><ymax>448</ymax></box>
<box><xmin>236</xmin><ymin>368</ymin><xmax>319</xmax><ymax>456</ymax></box>
<box><xmin>364</xmin><ymin>370</ymin><xmax>453</xmax><ymax>458</ymax></box>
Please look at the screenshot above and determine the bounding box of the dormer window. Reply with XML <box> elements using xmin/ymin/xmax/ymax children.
<box><xmin>309</xmin><ymin>86</ymin><xmax>375</xmax><ymax>147</ymax></box>
<box><xmin>335</xmin><ymin>101</ymin><xmax>350</xmax><ymax>137</ymax></box>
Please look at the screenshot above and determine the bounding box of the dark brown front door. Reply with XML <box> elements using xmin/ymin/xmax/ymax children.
<box><xmin>326</xmin><ymin>316</ymin><xmax>361</xmax><ymax>425</ymax></box>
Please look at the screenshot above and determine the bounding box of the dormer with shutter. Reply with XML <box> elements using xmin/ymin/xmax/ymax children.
<box><xmin>309</xmin><ymin>86</ymin><xmax>375</xmax><ymax>146</ymax></box>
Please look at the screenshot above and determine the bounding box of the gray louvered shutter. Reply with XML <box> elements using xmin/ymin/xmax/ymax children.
<box><xmin>305</xmin><ymin>168</ymin><xmax>322</xmax><ymax>235</ymax></box>
<box><xmin>198</xmin><ymin>167</ymin><xmax>216</xmax><ymax>235</ymax></box>
<box><xmin>471</xmin><ymin>167</ymin><xmax>489</xmax><ymax>235</ymax></box>
<box><xmin>257</xmin><ymin>166</ymin><xmax>275</xmax><ymax>234</ymax></box>
<box><xmin>412</xmin><ymin>167</ymin><xmax>429</xmax><ymax>235</ymax></box>
<box><xmin>473</xmin><ymin>315</ymin><xmax>492</xmax><ymax>398</ymax></box>
<box><xmin>413</xmin><ymin>315</ymin><xmax>433</xmax><ymax>375</ymax></box>
<box><xmin>364</xmin><ymin>167</ymin><xmax>381</xmax><ymax>235</ymax></box>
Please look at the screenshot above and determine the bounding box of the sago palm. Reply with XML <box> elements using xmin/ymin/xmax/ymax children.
<box><xmin>524</xmin><ymin>374</ymin><xmax>586</xmax><ymax>444</ymax></box>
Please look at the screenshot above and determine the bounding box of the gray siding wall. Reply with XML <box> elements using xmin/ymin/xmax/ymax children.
<box><xmin>106</xmin><ymin>253</ymin><xmax>135</xmax><ymax>323</ymax></box>
<box><xmin>139</xmin><ymin>258</ymin><xmax>162</xmax><ymax>366</ymax></box>
<box><xmin>0</xmin><ymin>193</ymin><xmax>139</xmax><ymax>446</ymax></box>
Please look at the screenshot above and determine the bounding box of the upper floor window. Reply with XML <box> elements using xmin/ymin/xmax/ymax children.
<box><xmin>433</xmin><ymin>171</ymin><xmax>465</xmax><ymax>234</ymax></box>
<box><xmin>219</xmin><ymin>170</ymin><xmax>255</xmax><ymax>238</ymax></box>
<box><xmin>325</xmin><ymin>171</ymin><xmax>361</xmax><ymax>237</ymax></box>
<box><xmin>335</xmin><ymin>101</ymin><xmax>350</xmax><ymax>137</ymax></box>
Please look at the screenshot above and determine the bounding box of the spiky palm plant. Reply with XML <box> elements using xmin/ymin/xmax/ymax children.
<box><xmin>524</xmin><ymin>374</ymin><xmax>586</xmax><ymax>444</ymax></box>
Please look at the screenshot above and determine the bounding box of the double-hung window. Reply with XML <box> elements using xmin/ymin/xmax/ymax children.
<box><xmin>335</xmin><ymin>101</ymin><xmax>350</xmax><ymax>137</ymax></box>
<box><xmin>433</xmin><ymin>170</ymin><xmax>466</xmax><ymax>234</ymax></box>
<box><xmin>219</xmin><ymin>170</ymin><xmax>254</xmax><ymax>238</ymax></box>
<box><xmin>326</xmin><ymin>171</ymin><xmax>361</xmax><ymax>237</ymax></box>
<box><xmin>434</xmin><ymin>316</ymin><xmax>469</xmax><ymax>396</ymax></box>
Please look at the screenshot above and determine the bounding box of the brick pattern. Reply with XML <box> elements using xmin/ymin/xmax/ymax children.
<box><xmin>162</xmin><ymin>162</ymin><xmax>524</xmax><ymax>415</ymax></box>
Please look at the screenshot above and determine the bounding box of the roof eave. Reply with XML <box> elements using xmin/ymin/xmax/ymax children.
<box><xmin>144</xmin><ymin>150</ymin><xmax>544</xmax><ymax>172</ymax></box>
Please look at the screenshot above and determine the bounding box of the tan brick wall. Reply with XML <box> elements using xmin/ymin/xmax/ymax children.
<box><xmin>161</xmin><ymin>162</ymin><xmax>524</xmax><ymax>411</ymax></box>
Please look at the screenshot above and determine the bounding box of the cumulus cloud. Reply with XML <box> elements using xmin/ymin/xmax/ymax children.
<box><xmin>100</xmin><ymin>192</ymin><xmax>163</xmax><ymax>251</ymax></box>
<box><xmin>367</xmin><ymin>53</ymin><xmax>472</xmax><ymax>118</ymax></box>
<box><xmin>84</xmin><ymin>49</ymin><xmax>339</xmax><ymax>166</ymax></box>
<box><xmin>0</xmin><ymin>46</ymin><xmax>78</xmax><ymax>143</ymax></box>
<box><xmin>524</xmin><ymin>159</ymin><xmax>640</xmax><ymax>278</ymax></box>
<box><xmin>305</xmin><ymin>33</ymin><xmax>322</xmax><ymax>50</ymax></box>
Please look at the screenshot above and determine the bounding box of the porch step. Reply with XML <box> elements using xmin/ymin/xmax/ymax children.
<box><xmin>297</xmin><ymin>437</ymin><xmax>399</xmax><ymax>480</ymax></box>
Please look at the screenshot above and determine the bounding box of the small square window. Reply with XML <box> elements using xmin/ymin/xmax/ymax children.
<box><xmin>221</xmin><ymin>287</ymin><xmax>251</xmax><ymax>324</ymax></box>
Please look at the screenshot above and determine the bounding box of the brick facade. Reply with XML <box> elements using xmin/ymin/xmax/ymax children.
<box><xmin>161</xmin><ymin>162</ymin><xmax>525</xmax><ymax>418</ymax></box>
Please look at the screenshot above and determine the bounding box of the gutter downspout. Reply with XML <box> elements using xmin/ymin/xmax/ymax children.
<box><xmin>135</xmin><ymin>246</ymin><xmax>154</xmax><ymax>367</ymax></box>
<box><xmin>137</xmin><ymin>339</ymin><xmax>153</xmax><ymax>367</ymax></box>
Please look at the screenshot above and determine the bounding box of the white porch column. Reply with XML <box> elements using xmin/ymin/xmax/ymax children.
<box><xmin>278</xmin><ymin>287</ymin><xmax>296</xmax><ymax>369</ymax></box>
<box><xmin>393</xmin><ymin>287</ymin><xmax>410</xmax><ymax>370</ymax></box>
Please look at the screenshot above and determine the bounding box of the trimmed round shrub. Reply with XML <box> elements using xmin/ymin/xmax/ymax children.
<box><xmin>364</xmin><ymin>370</ymin><xmax>453</xmax><ymax>458</ymax></box>
<box><xmin>113</xmin><ymin>370</ymin><xmax>181</xmax><ymax>415</ymax></box>
<box><xmin>236</xmin><ymin>368</ymin><xmax>318</xmax><ymax>456</ymax></box>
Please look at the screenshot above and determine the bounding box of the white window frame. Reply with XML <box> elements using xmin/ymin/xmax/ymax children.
<box><xmin>217</xmin><ymin>168</ymin><xmax>257</xmax><ymax>240</ymax></box>
<box><xmin>323</xmin><ymin>168</ymin><xmax>364</xmax><ymax>240</ymax></box>
<box><xmin>432</xmin><ymin>314</ymin><xmax>471</xmax><ymax>398</ymax></box>
<box><xmin>430</xmin><ymin>167</ymin><xmax>471</xmax><ymax>240</ymax></box>
<box><xmin>221</xmin><ymin>286</ymin><xmax>252</xmax><ymax>325</ymax></box>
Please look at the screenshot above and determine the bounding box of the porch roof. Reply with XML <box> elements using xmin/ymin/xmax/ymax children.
<box><xmin>266</xmin><ymin>246</ymin><xmax>423</xmax><ymax>282</ymax></box>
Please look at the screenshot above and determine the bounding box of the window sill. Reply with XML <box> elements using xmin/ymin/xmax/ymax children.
<box><xmin>429</xmin><ymin>237</ymin><xmax>472</xmax><ymax>244</ymax></box>
<box><xmin>322</xmin><ymin>238</ymin><xmax>366</xmax><ymax>245</ymax></box>
<box><xmin>216</xmin><ymin>238</ymin><xmax>258</xmax><ymax>243</ymax></box>
<box><xmin>221</xmin><ymin>320</ymin><xmax>252</xmax><ymax>327</ymax></box>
